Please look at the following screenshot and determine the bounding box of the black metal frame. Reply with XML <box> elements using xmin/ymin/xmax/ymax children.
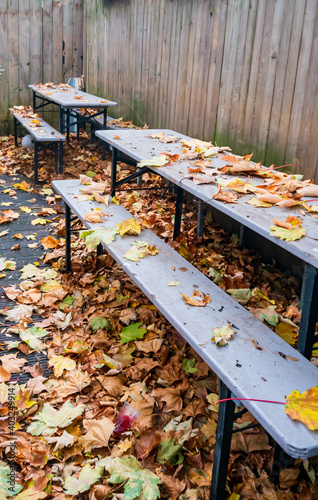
<box><xmin>59</xmin><ymin>106</ymin><xmax>108</xmax><ymax>143</ymax></box>
<box><xmin>13</xmin><ymin>116</ymin><xmax>63</xmax><ymax>182</ymax></box>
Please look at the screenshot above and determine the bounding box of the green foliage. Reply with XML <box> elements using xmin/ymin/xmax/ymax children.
<box><xmin>120</xmin><ymin>322</ymin><xmax>147</xmax><ymax>344</ymax></box>
<box><xmin>89</xmin><ymin>316</ymin><xmax>113</xmax><ymax>333</ymax></box>
<box><xmin>27</xmin><ymin>401</ymin><xmax>85</xmax><ymax>436</ymax></box>
<box><xmin>182</xmin><ymin>358</ymin><xmax>197</xmax><ymax>373</ymax></box>
<box><xmin>156</xmin><ymin>438</ymin><xmax>183</xmax><ymax>465</ymax></box>
<box><xmin>64</xmin><ymin>464</ymin><xmax>102</xmax><ymax>495</ymax></box>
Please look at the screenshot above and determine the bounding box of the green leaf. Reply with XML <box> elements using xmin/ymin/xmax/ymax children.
<box><xmin>64</xmin><ymin>464</ymin><xmax>102</xmax><ymax>495</ymax></box>
<box><xmin>182</xmin><ymin>358</ymin><xmax>197</xmax><ymax>373</ymax></box>
<box><xmin>227</xmin><ymin>288</ymin><xmax>252</xmax><ymax>304</ymax></box>
<box><xmin>89</xmin><ymin>316</ymin><xmax>113</xmax><ymax>333</ymax></box>
<box><xmin>0</xmin><ymin>461</ymin><xmax>23</xmax><ymax>497</ymax></box>
<box><xmin>100</xmin><ymin>455</ymin><xmax>161</xmax><ymax>500</ymax></box>
<box><xmin>63</xmin><ymin>295</ymin><xmax>75</xmax><ymax>306</ymax></box>
<box><xmin>81</xmin><ymin>227</ymin><xmax>117</xmax><ymax>251</ymax></box>
<box><xmin>86</xmin><ymin>170</ymin><xmax>97</xmax><ymax>177</ymax></box>
<box><xmin>156</xmin><ymin>438</ymin><xmax>183</xmax><ymax>465</ymax></box>
<box><xmin>19</xmin><ymin>327</ymin><xmax>47</xmax><ymax>351</ymax></box>
<box><xmin>270</xmin><ymin>225</ymin><xmax>306</xmax><ymax>242</ymax></box>
<box><xmin>27</xmin><ymin>401</ymin><xmax>85</xmax><ymax>436</ymax></box>
<box><xmin>120</xmin><ymin>322</ymin><xmax>147</xmax><ymax>344</ymax></box>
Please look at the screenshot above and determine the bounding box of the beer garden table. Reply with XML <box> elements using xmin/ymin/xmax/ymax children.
<box><xmin>95</xmin><ymin>128</ymin><xmax>318</xmax><ymax>361</ymax></box>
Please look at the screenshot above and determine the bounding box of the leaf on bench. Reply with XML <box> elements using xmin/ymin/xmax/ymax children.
<box><xmin>84</xmin><ymin>209</ymin><xmax>108</xmax><ymax>223</ymax></box>
<box><xmin>81</xmin><ymin>228</ymin><xmax>117</xmax><ymax>251</ymax></box>
<box><xmin>180</xmin><ymin>290</ymin><xmax>211</xmax><ymax>307</ymax></box>
<box><xmin>285</xmin><ymin>386</ymin><xmax>318</xmax><ymax>430</ymax></box>
<box><xmin>124</xmin><ymin>241</ymin><xmax>158</xmax><ymax>262</ymax></box>
<box><xmin>116</xmin><ymin>218</ymin><xmax>141</xmax><ymax>237</ymax></box>
<box><xmin>212</xmin><ymin>323</ymin><xmax>237</xmax><ymax>347</ymax></box>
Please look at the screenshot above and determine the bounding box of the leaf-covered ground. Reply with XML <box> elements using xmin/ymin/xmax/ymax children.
<box><xmin>0</xmin><ymin>133</ymin><xmax>317</xmax><ymax>499</ymax></box>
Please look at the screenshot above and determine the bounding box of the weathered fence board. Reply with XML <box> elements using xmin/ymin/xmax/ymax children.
<box><xmin>0</xmin><ymin>0</ymin><xmax>84</xmax><ymax>135</ymax></box>
<box><xmin>83</xmin><ymin>0</ymin><xmax>318</xmax><ymax>181</ymax></box>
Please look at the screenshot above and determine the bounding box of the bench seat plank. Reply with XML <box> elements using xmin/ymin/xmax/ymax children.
<box><xmin>53</xmin><ymin>179</ymin><xmax>318</xmax><ymax>459</ymax></box>
<box><xmin>13</xmin><ymin>114</ymin><xmax>65</xmax><ymax>142</ymax></box>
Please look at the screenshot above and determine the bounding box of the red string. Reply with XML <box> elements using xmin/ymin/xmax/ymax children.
<box><xmin>217</xmin><ymin>397</ymin><xmax>286</xmax><ymax>405</ymax></box>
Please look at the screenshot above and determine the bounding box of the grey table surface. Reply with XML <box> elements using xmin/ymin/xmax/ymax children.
<box><xmin>96</xmin><ymin>129</ymin><xmax>318</xmax><ymax>269</ymax></box>
<box><xmin>29</xmin><ymin>84</ymin><xmax>117</xmax><ymax>109</ymax></box>
<box><xmin>53</xmin><ymin>178</ymin><xmax>318</xmax><ymax>458</ymax></box>
<box><xmin>13</xmin><ymin>114</ymin><xmax>65</xmax><ymax>142</ymax></box>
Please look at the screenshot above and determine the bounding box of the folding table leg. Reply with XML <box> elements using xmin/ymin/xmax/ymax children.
<box><xmin>197</xmin><ymin>201</ymin><xmax>205</xmax><ymax>237</ymax></box>
<box><xmin>239</xmin><ymin>224</ymin><xmax>246</xmax><ymax>247</ymax></box>
<box><xmin>54</xmin><ymin>143</ymin><xmax>58</xmax><ymax>174</ymax></box>
<box><xmin>111</xmin><ymin>147</ymin><xmax>118</xmax><ymax>196</ymax></box>
<box><xmin>173</xmin><ymin>186</ymin><xmax>183</xmax><ymax>240</ymax></box>
<box><xmin>298</xmin><ymin>264</ymin><xmax>318</xmax><ymax>359</ymax></box>
<box><xmin>59</xmin><ymin>107</ymin><xmax>64</xmax><ymax>134</ymax></box>
<box><xmin>14</xmin><ymin>117</ymin><xmax>18</xmax><ymax>147</ymax></box>
<box><xmin>137</xmin><ymin>167</ymin><xmax>142</xmax><ymax>188</ymax></box>
<box><xmin>210</xmin><ymin>380</ymin><xmax>235</xmax><ymax>500</ymax></box>
<box><xmin>59</xmin><ymin>142</ymin><xmax>64</xmax><ymax>174</ymax></box>
<box><xmin>34</xmin><ymin>142</ymin><xmax>39</xmax><ymax>183</ymax></box>
<box><xmin>32</xmin><ymin>91</ymin><xmax>36</xmax><ymax>110</ymax></box>
<box><xmin>65</xmin><ymin>203</ymin><xmax>71</xmax><ymax>273</ymax></box>
<box><xmin>66</xmin><ymin>110</ymin><xmax>70</xmax><ymax>142</ymax></box>
<box><xmin>97</xmin><ymin>243</ymin><xmax>103</xmax><ymax>256</ymax></box>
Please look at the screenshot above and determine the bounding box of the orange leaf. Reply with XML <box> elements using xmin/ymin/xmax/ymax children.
<box><xmin>213</xmin><ymin>186</ymin><xmax>238</xmax><ymax>203</ymax></box>
<box><xmin>180</xmin><ymin>290</ymin><xmax>211</xmax><ymax>307</ymax></box>
<box><xmin>285</xmin><ymin>386</ymin><xmax>318</xmax><ymax>430</ymax></box>
<box><xmin>40</xmin><ymin>235</ymin><xmax>60</xmax><ymax>249</ymax></box>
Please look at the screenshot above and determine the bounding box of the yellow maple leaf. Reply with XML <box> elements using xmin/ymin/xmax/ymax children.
<box><xmin>285</xmin><ymin>386</ymin><xmax>318</xmax><ymax>430</ymax></box>
<box><xmin>31</xmin><ymin>218</ymin><xmax>50</xmax><ymax>226</ymax></box>
<box><xmin>212</xmin><ymin>323</ymin><xmax>237</xmax><ymax>347</ymax></box>
<box><xmin>13</xmin><ymin>180</ymin><xmax>30</xmax><ymax>191</ymax></box>
<box><xmin>20</xmin><ymin>206</ymin><xmax>32</xmax><ymax>213</ymax></box>
<box><xmin>116</xmin><ymin>218</ymin><xmax>141</xmax><ymax>237</ymax></box>
<box><xmin>48</xmin><ymin>355</ymin><xmax>76</xmax><ymax>377</ymax></box>
<box><xmin>270</xmin><ymin>224</ymin><xmax>305</xmax><ymax>242</ymax></box>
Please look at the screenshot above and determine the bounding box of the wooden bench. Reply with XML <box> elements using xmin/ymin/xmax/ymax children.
<box><xmin>11</xmin><ymin>109</ymin><xmax>65</xmax><ymax>182</ymax></box>
<box><xmin>52</xmin><ymin>178</ymin><xmax>318</xmax><ymax>500</ymax></box>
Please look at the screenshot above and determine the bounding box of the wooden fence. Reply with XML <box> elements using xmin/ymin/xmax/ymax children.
<box><xmin>84</xmin><ymin>0</ymin><xmax>318</xmax><ymax>182</ymax></box>
<box><xmin>0</xmin><ymin>0</ymin><xmax>83</xmax><ymax>134</ymax></box>
<box><xmin>0</xmin><ymin>0</ymin><xmax>317</xmax><ymax>181</ymax></box>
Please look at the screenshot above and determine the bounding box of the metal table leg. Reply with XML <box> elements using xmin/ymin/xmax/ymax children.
<box><xmin>54</xmin><ymin>143</ymin><xmax>58</xmax><ymax>174</ymax></box>
<box><xmin>34</xmin><ymin>142</ymin><xmax>39</xmax><ymax>183</ymax></box>
<box><xmin>111</xmin><ymin>147</ymin><xmax>118</xmax><ymax>196</ymax></box>
<box><xmin>59</xmin><ymin>107</ymin><xmax>64</xmax><ymax>134</ymax></box>
<box><xmin>298</xmin><ymin>264</ymin><xmax>318</xmax><ymax>359</ymax></box>
<box><xmin>66</xmin><ymin>109</ymin><xmax>70</xmax><ymax>142</ymax></box>
<box><xmin>32</xmin><ymin>91</ymin><xmax>36</xmax><ymax>111</ymax></box>
<box><xmin>137</xmin><ymin>167</ymin><xmax>142</xmax><ymax>188</ymax></box>
<box><xmin>210</xmin><ymin>380</ymin><xmax>235</xmax><ymax>500</ymax></box>
<box><xmin>59</xmin><ymin>142</ymin><xmax>64</xmax><ymax>174</ymax></box>
<box><xmin>173</xmin><ymin>186</ymin><xmax>184</xmax><ymax>240</ymax></box>
<box><xmin>65</xmin><ymin>203</ymin><xmax>71</xmax><ymax>273</ymax></box>
<box><xmin>14</xmin><ymin>117</ymin><xmax>18</xmax><ymax>147</ymax></box>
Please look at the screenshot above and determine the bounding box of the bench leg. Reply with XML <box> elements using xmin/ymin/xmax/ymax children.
<box><xmin>269</xmin><ymin>444</ymin><xmax>295</xmax><ymax>483</ymax></box>
<box><xmin>197</xmin><ymin>201</ymin><xmax>205</xmax><ymax>237</ymax></box>
<box><xmin>97</xmin><ymin>243</ymin><xmax>103</xmax><ymax>256</ymax></box>
<box><xmin>173</xmin><ymin>186</ymin><xmax>184</xmax><ymax>240</ymax></box>
<box><xmin>137</xmin><ymin>167</ymin><xmax>142</xmax><ymax>188</ymax></box>
<box><xmin>239</xmin><ymin>224</ymin><xmax>246</xmax><ymax>247</ymax></box>
<box><xmin>54</xmin><ymin>142</ymin><xmax>58</xmax><ymax>174</ymax></box>
<box><xmin>32</xmin><ymin>91</ymin><xmax>36</xmax><ymax>111</ymax></box>
<box><xmin>111</xmin><ymin>147</ymin><xmax>118</xmax><ymax>196</ymax></box>
<box><xmin>14</xmin><ymin>117</ymin><xmax>18</xmax><ymax>147</ymax></box>
<box><xmin>66</xmin><ymin>109</ymin><xmax>70</xmax><ymax>142</ymax></box>
<box><xmin>65</xmin><ymin>203</ymin><xmax>71</xmax><ymax>273</ymax></box>
<box><xmin>34</xmin><ymin>142</ymin><xmax>39</xmax><ymax>183</ymax></box>
<box><xmin>298</xmin><ymin>264</ymin><xmax>318</xmax><ymax>359</ymax></box>
<box><xmin>59</xmin><ymin>142</ymin><xmax>64</xmax><ymax>174</ymax></box>
<box><xmin>210</xmin><ymin>380</ymin><xmax>235</xmax><ymax>500</ymax></box>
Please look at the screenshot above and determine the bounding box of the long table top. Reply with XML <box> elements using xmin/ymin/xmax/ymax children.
<box><xmin>95</xmin><ymin>128</ymin><xmax>318</xmax><ymax>269</ymax></box>
<box><xmin>29</xmin><ymin>84</ymin><xmax>117</xmax><ymax>109</ymax></box>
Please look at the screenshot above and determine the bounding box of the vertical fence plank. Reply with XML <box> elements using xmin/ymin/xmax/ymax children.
<box><xmin>52</xmin><ymin>0</ymin><xmax>63</xmax><ymax>85</ymax></box>
<box><xmin>18</xmin><ymin>0</ymin><xmax>30</xmax><ymax>105</ymax></box>
<box><xmin>62</xmin><ymin>0</ymin><xmax>73</xmax><ymax>82</ymax></box>
<box><xmin>72</xmin><ymin>0</ymin><xmax>83</xmax><ymax>77</ymax></box>
<box><xmin>0</xmin><ymin>3</ymin><xmax>9</xmax><ymax>133</ymax></box>
<box><xmin>29</xmin><ymin>0</ymin><xmax>42</xmax><ymax>90</ymax></box>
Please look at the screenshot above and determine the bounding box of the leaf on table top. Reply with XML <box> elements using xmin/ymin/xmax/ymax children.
<box><xmin>213</xmin><ymin>186</ymin><xmax>238</xmax><ymax>203</ymax></box>
<box><xmin>273</xmin><ymin>216</ymin><xmax>302</xmax><ymax>230</ymax></box>
<box><xmin>137</xmin><ymin>155</ymin><xmax>169</xmax><ymax>168</ymax></box>
<box><xmin>212</xmin><ymin>323</ymin><xmax>237</xmax><ymax>347</ymax></box>
<box><xmin>285</xmin><ymin>386</ymin><xmax>318</xmax><ymax>430</ymax></box>
<box><xmin>48</xmin><ymin>355</ymin><xmax>76</xmax><ymax>377</ymax></box>
<box><xmin>277</xmin><ymin>198</ymin><xmax>300</xmax><ymax>208</ymax></box>
<box><xmin>224</xmin><ymin>179</ymin><xmax>255</xmax><ymax>193</ymax></box>
<box><xmin>167</xmin><ymin>279</ymin><xmax>179</xmax><ymax>286</ymax></box>
<box><xmin>302</xmin><ymin>202</ymin><xmax>318</xmax><ymax>213</ymax></box>
<box><xmin>120</xmin><ymin>322</ymin><xmax>147</xmax><ymax>344</ymax></box>
<box><xmin>79</xmin><ymin>417</ymin><xmax>115</xmax><ymax>452</ymax></box>
<box><xmin>116</xmin><ymin>218</ymin><xmax>141</xmax><ymax>236</ymax></box>
<box><xmin>84</xmin><ymin>209</ymin><xmax>108</xmax><ymax>223</ymax></box>
<box><xmin>27</xmin><ymin>400</ymin><xmax>85</xmax><ymax>436</ymax></box>
<box><xmin>64</xmin><ymin>464</ymin><xmax>103</xmax><ymax>495</ymax></box>
<box><xmin>270</xmin><ymin>224</ymin><xmax>305</xmax><ymax>242</ymax></box>
<box><xmin>124</xmin><ymin>241</ymin><xmax>158</xmax><ymax>262</ymax></box>
<box><xmin>296</xmin><ymin>185</ymin><xmax>318</xmax><ymax>197</ymax></box>
<box><xmin>180</xmin><ymin>289</ymin><xmax>211</xmax><ymax>307</ymax></box>
<box><xmin>247</xmin><ymin>197</ymin><xmax>272</xmax><ymax>208</ymax></box>
<box><xmin>257</xmin><ymin>193</ymin><xmax>283</xmax><ymax>204</ymax></box>
<box><xmin>81</xmin><ymin>227</ymin><xmax>117</xmax><ymax>251</ymax></box>
<box><xmin>99</xmin><ymin>455</ymin><xmax>161</xmax><ymax>500</ymax></box>
<box><xmin>40</xmin><ymin>235</ymin><xmax>59</xmax><ymax>249</ymax></box>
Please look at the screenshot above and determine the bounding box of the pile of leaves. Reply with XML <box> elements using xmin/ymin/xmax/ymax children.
<box><xmin>0</xmin><ymin>133</ymin><xmax>317</xmax><ymax>499</ymax></box>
